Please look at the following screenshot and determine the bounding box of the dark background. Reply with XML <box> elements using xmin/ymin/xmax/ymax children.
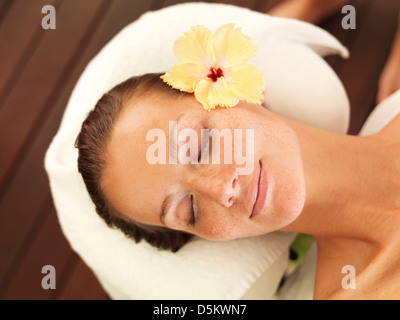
<box><xmin>0</xmin><ymin>0</ymin><xmax>399</xmax><ymax>299</ymax></box>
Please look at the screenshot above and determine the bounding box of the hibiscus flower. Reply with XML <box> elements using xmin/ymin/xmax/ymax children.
<box><xmin>161</xmin><ymin>24</ymin><xmax>265</xmax><ymax>111</ymax></box>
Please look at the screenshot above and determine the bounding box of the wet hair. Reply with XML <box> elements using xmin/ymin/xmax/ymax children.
<box><xmin>75</xmin><ymin>73</ymin><xmax>192</xmax><ymax>252</ymax></box>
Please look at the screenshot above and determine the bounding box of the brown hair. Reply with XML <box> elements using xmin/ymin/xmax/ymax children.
<box><xmin>75</xmin><ymin>73</ymin><xmax>192</xmax><ymax>252</ymax></box>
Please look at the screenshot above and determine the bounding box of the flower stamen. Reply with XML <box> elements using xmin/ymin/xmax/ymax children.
<box><xmin>207</xmin><ymin>67</ymin><xmax>224</xmax><ymax>82</ymax></box>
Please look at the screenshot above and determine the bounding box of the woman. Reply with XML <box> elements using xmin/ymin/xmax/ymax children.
<box><xmin>76</xmin><ymin>70</ymin><xmax>400</xmax><ymax>299</ymax></box>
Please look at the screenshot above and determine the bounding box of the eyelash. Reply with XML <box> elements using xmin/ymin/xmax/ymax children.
<box><xmin>198</xmin><ymin>128</ymin><xmax>210</xmax><ymax>163</ymax></box>
<box><xmin>189</xmin><ymin>194</ymin><xmax>196</xmax><ymax>226</ymax></box>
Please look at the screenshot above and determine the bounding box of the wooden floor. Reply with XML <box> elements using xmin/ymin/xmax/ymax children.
<box><xmin>0</xmin><ymin>0</ymin><xmax>399</xmax><ymax>300</ymax></box>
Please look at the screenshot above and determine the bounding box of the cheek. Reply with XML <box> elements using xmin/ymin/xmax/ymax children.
<box><xmin>271</xmin><ymin>173</ymin><xmax>306</xmax><ymax>225</ymax></box>
<box><xmin>262</xmin><ymin>122</ymin><xmax>306</xmax><ymax>227</ymax></box>
<box><xmin>195</xmin><ymin>208</ymin><xmax>243</xmax><ymax>241</ymax></box>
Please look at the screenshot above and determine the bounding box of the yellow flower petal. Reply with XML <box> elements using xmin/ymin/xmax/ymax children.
<box><xmin>212</xmin><ymin>24</ymin><xmax>257</xmax><ymax>69</ymax></box>
<box><xmin>194</xmin><ymin>78</ymin><xmax>240</xmax><ymax>111</ymax></box>
<box><xmin>161</xmin><ymin>63</ymin><xmax>209</xmax><ymax>92</ymax></box>
<box><xmin>173</xmin><ymin>25</ymin><xmax>215</xmax><ymax>68</ymax></box>
<box><xmin>162</xmin><ymin>23</ymin><xmax>266</xmax><ymax>112</ymax></box>
<box><xmin>224</xmin><ymin>63</ymin><xmax>265</xmax><ymax>104</ymax></box>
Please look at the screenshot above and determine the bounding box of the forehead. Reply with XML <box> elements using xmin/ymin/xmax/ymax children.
<box><xmin>101</xmin><ymin>93</ymin><xmax>195</xmax><ymax>225</ymax></box>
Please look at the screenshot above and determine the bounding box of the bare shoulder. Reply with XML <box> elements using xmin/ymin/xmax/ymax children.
<box><xmin>318</xmin><ymin>236</ymin><xmax>400</xmax><ymax>300</ymax></box>
<box><xmin>326</xmin><ymin>245</ymin><xmax>400</xmax><ymax>300</ymax></box>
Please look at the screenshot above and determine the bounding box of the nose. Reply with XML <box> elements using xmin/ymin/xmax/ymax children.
<box><xmin>190</xmin><ymin>167</ymin><xmax>239</xmax><ymax>208</ymax></box>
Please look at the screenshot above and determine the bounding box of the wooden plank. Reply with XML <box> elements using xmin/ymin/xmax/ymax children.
<box><xmin>254</xmin><ymin>0</ymin><xmax>284</xmax><ymax>13</ymax></box>
<box><xmin>212</xmin><ymin>0</ymin><xmax>259</xmax><ymax>10</ymax></box>
<box><xmin>0</xmin><ymin>0</ymin><xmax>9</xmax><ymax>9</ymax></box>
<box><xmin>0</xmin><ymin>0</ymin><xmax>59</xmax><ymax>110</ymax></box>
<box><xmin>0</xmin><ymin>0</ymin><xmax>160</xmax><ymax>198</ymax></box>
<box><xmin>56</xmin><ymin>257</ymin><xmax>109</xmax><ymax>300</ymax></box>
<box><xmin>0</xmin><ymin>0</ymin><xmax>107</xmax><ymax>195</ymax></box>
<box><xmin>0</xmin><ymin>0</ymin><xmax>109</xmax><ymax>290</ymax></box>
<box><xmin>0</xmin><ymin>203</ymin><xmax>76</xmax><ymax>299</ymax></box>
<box><xmin>320</xmin><ymin>0</ymin><xmax>369</xmax><ymax>131</ymax></box>
<box><xmin>0</xmin><ymin>0</ymin><xmax>12</xmax><ymax>27</ymax></box>
<box><xmin>0</xmin><ymin>0</ymin><xmax>159</xmax><ymax>299</ymax></box>
<box><xmin>76</xmin><ymin>0</ymin><xmax>159</xmax><ymax>59</ymax></box>
<box><xmin>321</xmin><ymin>0</ymin><xmax>364</xmax><ymax>67</ymax></box>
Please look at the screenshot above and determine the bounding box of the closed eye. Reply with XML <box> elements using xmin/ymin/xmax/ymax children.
<box><xmin>189</xmin><ymin>194</ymin><xmax>196</xmax><ymax>226</ymax></box>
<box><xmin>198</xmin><ymin>128</ymin><xmax>210</xmax><ymax>163</ymax></box>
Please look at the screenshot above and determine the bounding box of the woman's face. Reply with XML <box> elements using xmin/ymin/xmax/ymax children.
<box><xmin>102</xmin><ymin>92</ymin><xmax>306</xmax><ymax>241</ymax></box>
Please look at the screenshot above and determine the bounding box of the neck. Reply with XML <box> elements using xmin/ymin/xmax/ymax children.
<box><xmin>281</xmin><ymin>118</ymin><xmax>398</xmax><ymax>247</ymax></box>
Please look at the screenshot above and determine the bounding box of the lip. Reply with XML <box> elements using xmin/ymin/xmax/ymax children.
<box><xmin>248</xmin><ymin>161</ymin><xmax>268</xmax><ymax>219</ymax></box>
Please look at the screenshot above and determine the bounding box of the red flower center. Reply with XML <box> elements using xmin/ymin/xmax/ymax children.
<box><xmin>207</xmin><ymin>67</ymin><xmax>224</xmax><ymax>82</ymax></box>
